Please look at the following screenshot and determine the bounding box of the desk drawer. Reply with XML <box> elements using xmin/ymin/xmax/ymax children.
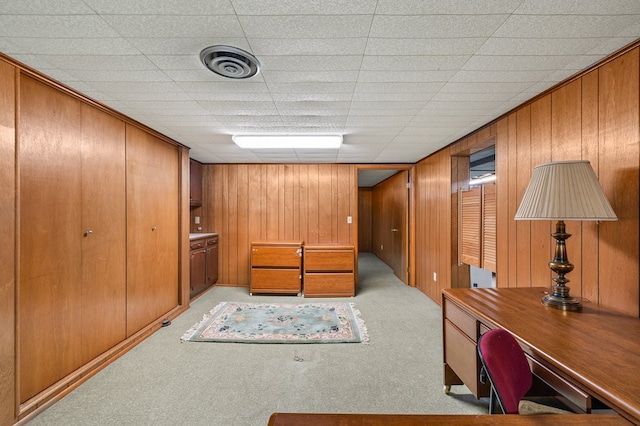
<box><xmin>444</xmin><ymin>299</ymin><xmax>477</xmax><ymax>342</ymax></box>
<box><xmin>444</xmin><ymin>319</ymin><xmax>483</xmax><ymax>397</ymax></box>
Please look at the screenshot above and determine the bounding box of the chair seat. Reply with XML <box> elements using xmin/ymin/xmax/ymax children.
<box><xmin>518</xmin><ymin>400</ymin><xmax>573</xmax><ymax>415</ymax></box>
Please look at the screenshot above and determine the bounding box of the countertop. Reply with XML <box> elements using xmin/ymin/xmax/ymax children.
<box><xmin>189</xmin><ymin>232</ymin><xmax>217</xmax><ymax>240</ymax></box>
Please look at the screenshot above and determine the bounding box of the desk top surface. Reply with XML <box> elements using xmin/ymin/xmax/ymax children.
<box><xmin>442</xmin><ymin>287</ymin><xmax>640</xmax><ymax>424</ymax></box>
<box><xmin>268</xmin><ymin>413</ymin><xmax>628</xmax><ymax>425</ymax></box>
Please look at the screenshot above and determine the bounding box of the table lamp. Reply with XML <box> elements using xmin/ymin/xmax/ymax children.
<box><xmin>514</xmin><ymin>160</ymin><xmax>617</xmax><ymax>311</ymax></box>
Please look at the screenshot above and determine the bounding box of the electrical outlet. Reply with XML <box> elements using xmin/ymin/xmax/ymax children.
<box><xmin>347</xmin><ymin>216</ymin><xmax>352</xmax><ymax>224</ymax></box>
<box><xmin>380</xmin><ymin>244</ymin><xmax>383</xmax><ymax>250</ymax></box>
<box><xmin>433</xmin><ymin>272</ymin><xmax>437</xmax><ymax>281</ymax></box>
<box><xmin>195</xmin><ymin>216</ymin><xmax>200</xmax><ymax>224</ymax></box>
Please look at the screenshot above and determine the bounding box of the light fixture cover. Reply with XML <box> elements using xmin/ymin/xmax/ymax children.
<box><xmin>232</xmin><ymin>135</ymin><xmax>343</xmax><ymax>149</ymax></box>
<box><xmin>514</xmin><ymin>160</ymin><xmax>617</xmax><ymax>221</ymax></box>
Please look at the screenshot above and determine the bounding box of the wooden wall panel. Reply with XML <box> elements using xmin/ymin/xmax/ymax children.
<box><xmin>581</xmin><ymin>71</ymin><xmax>601</xmax><ymax>304</ymax></box>
<box><xmin>495</xmin><ymin>117</ymin><xmax>510</xmax><ymax>289</ymax></box>
<box><xmin>79</xmin><ymin>103</ymin><xmax>126</xmax><ymax>364</ymax></box>
<box><xmin>529</xmin><ymin>96</ymin><xmax>552</xmax><ymax>290</ymax></box>
<box><xmin>358</xmin><ymin>188</ymin><xmax>373</xmax><ymax>252</ymax></box>
<box><xmin>414</xmin><ymin>148</ymin><xmax>451</xmax><ymax>300</ymax></box>
<box><xmin>515</xmin><ymin>107</ymin><xmax>532</xmax><ymax>287</ymax></box>
<box><xmin>19</xmin><ymin>75</ymin><xmax>83</xmax><ymax>402</ymax></box>
<box><xmin>203</xmin><ymin>164</ymin><xmax>356</xmax><ymax>286</ymax></box>
<box><xmin>598</xmin><ymin>49</ymin><xmax>639</xmax><ymax>315</ymax></box>
<box><xmin>0</xmin><ymin>58</ymin><xmax>16</xmax><ymax>426</ymax></box>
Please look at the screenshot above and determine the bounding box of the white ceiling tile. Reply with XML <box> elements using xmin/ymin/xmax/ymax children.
<box><xmin>439</xmin><ymin>81</ymin><xmax>534</xmax><ymax>94</ymax></box>
<box><xmin>274</xmin><ymin>101</ymin><xmax>351</xmax><ymax>110</ymax></box>
<box><xmin>64</xmin><ymin>69</ymin><xmax>172</xmax><ymax>82</ymax></box>
<box><xmin>431</xmin><ymin>91</ymin><xmax>521</xmax><ymax>102</ymax></box>
<box><xmin>262</xmin><ymin>70</ymin><xmax>359</xmax><ymax>84</ymax></box>
<box><xmin>232</xmin><ymin>0</ymin><xmax>377</xmax><ymax>15</ymax></box>
<box><xmin>259</xmin><ymin>55</ymin><xmax>362</xmax><ymax>71</ymax></box>
<box><xmin>101</xmin><ymin>15</ymin><xmax>244</xmax><ymax>38</ymax></box>
<box><xmin>360</xmin><ymin>55</ymin><xmax>470</xmax><ymax>71</ymax></box>
<box><xmin>239</xmin><ymin>16</ymin><xmax>372</xmax><ymax>39</ymax></box>
<box><xmin>375</xmin><ymin>0</ymin><xmax>522</xmax><ymax>15</ymax></box>
<box><xmin>370</xmin><ymin>15</ymin><xmax>508</xmax><ymax>38</ymax></box>
<box><xmin>35</xmin><ymin>54</ymin><xmax>158</xmax><ymax>70</ymax></box>
<box><xmin>0</xmin><ymin>15</ymin><xmax>120</xmax><ymax>38</ymax></box>
<box><xmin>494</xmin><ymin>15</ymin><xmax>640</xmax><ymax>39</ymax></box>
<box><xmin>268</xmin><ymin>82</ymin><xmax>356</xmax><ymax>94</ymax></box>
<box><xmin>350</xmin><ymin>101</ymin><xmax>427</xmax><ymax>110</ymax></box>
<box><xmin>1</xmin><ymin>0</ymin><xmax>93</xmax><ymax>14</ymax></box>
<box><xmin>250</xmin><ymin>38</ymin><xmax>368</xmax><ymax>56</ymax></box>
<box><xmin>175</xmin><ymin>81</ymin><xmax>270</xmax><ymax>94</ymax></box>
<box><xmin>514</xmin><ymin>0</ymin><xmax>640</xmax><ymax>15</ymax></box>
<box><xmin>462</xmin><ymin>55</ymin><xmax>588</xmax><ymax>71</ymax></box>
<box><xmin>352</xmin><ymin>92</ymin><xmax>435</xmax><ymax>102</ymax></box>
<box><xmin>86</xmin><ymin>81</ymin><xmax>184</xmax><ymax>93</ymax></box>
<box><xmin>476</xmin><ymin>37</ymin><xmax>610</xmax><ymax>56</ymax></box>
<box><xmin>449</xmin><ymin>70</ymin><xmax>551</xmax><ymax>83</ymax></box>
<box><xmin>358</xmin><ymin>70</ymin><xmax>455</xmax><ymax>83</ymax></box>
<box><xmin>5</xmin><ymin>37</ymin><xmax>139</xmax><ymax>55</ymax></box>
<box><xmin>83</xmin><ymin>0</ymin><xmax>236</xmax><ymax>14</ymax></box>
<box><xmin>128</xmin><ymin>37</ymin><xmax>251</xmax><ymax>55</ymax></box>
<box><xmin>365</xmin><ymin>38</ymin><xmax>488</xmax><ymax>56</ymax></box>
<box><xmin>355</xmin><ymin>82</ymin><xmax>445</xmax><ymax>93</ymax></box>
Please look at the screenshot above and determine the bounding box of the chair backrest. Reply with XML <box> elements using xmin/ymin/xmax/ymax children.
<box><xmin>477</xmin><ymin>328</ymin><xmax>533</xmax><ymax>414</ymax></box>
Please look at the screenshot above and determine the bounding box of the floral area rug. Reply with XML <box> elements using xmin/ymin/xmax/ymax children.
<box><xmin>181</xmin><ymin>301</ymin><xmax>369</xmax><ymax>344</ymax></box>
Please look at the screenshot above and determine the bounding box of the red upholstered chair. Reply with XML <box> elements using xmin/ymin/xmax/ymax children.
<box><xmin>477</xmin><ymin>328</ymin><xmax>572</xmax><ymax>415</ymax></box>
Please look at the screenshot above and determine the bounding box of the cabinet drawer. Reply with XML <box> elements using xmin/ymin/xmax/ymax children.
<box><xmin>444</xmin><ymin>299</ymin><xmax>477</xmax><ymax>342</ymax></box>
<box><xmin>206</xmin><ymin>236</ymin><xmax>218</xmax><ymax>245</ymax></box>
<box><xmin>444</xmin><ymin>319</ymin><xmax>483</xmax><ymax>397</ymax></box>
<box><xmin>304</xmin><ymin>250</ymin><xmax>354</xmax><ymax>272</ymax></box>
<box><xmin>251</xmin><ymin>246</ymin><xmax>301</xmax><ymax>268</ymax></box>
<box><xmin>190</xmin><ymin>239</ymin><xmax>205</xmax><ymax>250</ymax></box>
<box><xmin>251</xmin><ymin>269</ymin><xmax>301</xmax><ymax>292</ymax></box>
<box><xmin>304</xmin><ymin>273</ymin><xmax>354</xmax><ymax>297</ymax></box>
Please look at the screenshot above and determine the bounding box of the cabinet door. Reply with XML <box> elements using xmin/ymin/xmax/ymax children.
<box><xmin>206</xmin><ymin>240</ymin><xmax>218</xmax><ymax>285</ymax></box>
<box><xmin>18</xmin><ymin>75</ymin><xmax>83</xmax><ymax>402</ymax></box>
<box><xmin>190</xmin><ymin>159</ymin><xmax>202</xmax><ymax>206</ymax></box>
<box><xmin>126</xmin><ymin>125</ymin><xmax>179</xmax><ymax>336</ymax></box>
<box><xmin>190</xmin><ymin>247</ymin><xmax>207</xmax><ymax>296</ymax></box>
<box><xmin>79</xmin><ymin>103</ymin><xmax>126</xmax><ymax>363</ymax></box>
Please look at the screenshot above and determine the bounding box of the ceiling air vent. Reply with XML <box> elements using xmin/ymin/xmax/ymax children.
<box><xmin>200</xmin><ymin>45</ymin><xmax>261</xmax><ymax>79</ymax></box>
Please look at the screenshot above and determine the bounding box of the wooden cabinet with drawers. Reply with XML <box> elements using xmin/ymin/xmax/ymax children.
<box><xmin>250</xmin><ymin>241</ymin><xmax>303</xmax><ymax>295</ymax></box>
<box><xmin>303</xmin><ymin>245</ymin><xmax>355</xmax><ymax>297</ymax></box>
<box><xmin>190</xmin><ymin>233</ymin><xmax>218</xmax><ymax>297</ymax></box>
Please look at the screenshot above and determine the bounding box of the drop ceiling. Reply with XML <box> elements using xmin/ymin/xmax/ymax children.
<box><xmin>1</xmin><ymin>0</ymin><xmax>639</xmax><ymax>168</ymax></box>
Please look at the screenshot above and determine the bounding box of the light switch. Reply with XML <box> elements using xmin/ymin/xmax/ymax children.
<box><xmin>195</xmin><ymin>216</ymin><xmax>200</xmax><ymax>224</ymax></box>
<box><xmin>347</xmin><ymin>216</ymin><xmax>352</xmax><ymax>224</ymax></box>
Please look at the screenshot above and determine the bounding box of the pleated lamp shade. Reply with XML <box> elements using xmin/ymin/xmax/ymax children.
<box><xmin>514</xmin><ymin>160</ymin><xmax>617</xmax><ymax>221</ymax></box>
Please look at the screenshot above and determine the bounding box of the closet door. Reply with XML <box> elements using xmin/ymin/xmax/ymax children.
<box><xmin>80</xmin><ymin>104</ymin><xmax>127</xmax><ymax>363</ymax></box>
<box><xmin>19</xmin><ymin>75</ymin><xmax>83</xmax><ymax>402</ymax></box>
<box><xmin>126</xmin><ymin>125</ymin><xmax>179</xmax><ymax>336</ymax></box>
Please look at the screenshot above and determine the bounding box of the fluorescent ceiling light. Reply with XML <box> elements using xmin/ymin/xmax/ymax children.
<box><xmin>469</xmin><ymin>174</ymin><xmax>496</xmax><ymax>186</ymax></box>
<box><xmin>232</xmin><ymin>135</ymin><xmax>342</xmax><ymax>149</ymax></box>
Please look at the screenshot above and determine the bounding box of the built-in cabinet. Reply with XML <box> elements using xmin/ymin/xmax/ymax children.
<box><xmin>190</xmin><ymin>233</ymin><xmax>218</xmax><ymax>297</ymax></box>
<box><xmin>190</xmin><ymin>159</ymin><xmax>202</xmax><ymax>207</ymax></box>
<box><xmin>5</xmin><ymin>57</ymin><xmax>188</xmax><ymax>423</ymax></box>
<box><xmin>125</xmin><ymin>125</ymin><xmax>179</xmax><ymax>337</ymax></box>
<box><xmin>18</xmin><ymin>75</ymin><xmax>128</xmax><ymax>403</ymax></box>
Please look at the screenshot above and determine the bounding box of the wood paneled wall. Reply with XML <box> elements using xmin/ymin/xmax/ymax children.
<box><xmin>0</xmin><ymin>58</ymin><xmax>16</xmax><ymax>426</ymax></box>
<box><xmin>201</xmin><ymin>164</ymin><xmax>356</xmax><ymax>286</ymax></box>
<box><xmin>358</xmin><ymin>188</ymin><xmax>373</xmax><ymax>252</ymax></box>
<box><xmin>415</xmin><ymin>45</ymin><xmax>640</xmax><ymax>317</ymax></box>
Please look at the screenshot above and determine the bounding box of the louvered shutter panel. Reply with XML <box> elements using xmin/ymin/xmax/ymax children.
<box><xmin>482</xmin><ymin>184</ymin><xmax>497</xmax><ymax>272</ymax></box>
<box><xmin>460</xmin><ymin>186</ymin><xmax>481</xmax><ymax>267</ymax></box>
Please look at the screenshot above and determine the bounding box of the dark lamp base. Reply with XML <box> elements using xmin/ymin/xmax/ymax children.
<box><xmin>541</xmin><ymin>292</ymin><xmax>582</xmax><ymax>312</ymax></box>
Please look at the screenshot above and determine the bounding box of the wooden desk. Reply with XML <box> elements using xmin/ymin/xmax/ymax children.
<box><xmin>268</xmin><ymin>413</ymin><xmax>628</xmax><ymax>425</ymax></box>
<box><xmin>442</xmin><ymin>287</ymin><xmax>640</xmax><ymax>424</ymax></box>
